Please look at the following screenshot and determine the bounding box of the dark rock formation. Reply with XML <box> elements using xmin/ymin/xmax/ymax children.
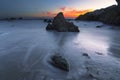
<box><xmin>49</xmin><ymin>55</ymin><xmax>69</xmax><ymax>71</ymax></box>
<box><xmin>76</xmin><ymin>0</ymin><xmax>120</xmax><ymax>25</ymax></box>
<box><xmin>44</xmin><ymin>19</ymin><xmax>52</xmax><ymax>23</ymax></box>
<box><xmin>46</xmin><ymin>12</ymin><xmax>79</xmax><ymax>32</ymax></box>
<box><xmin>116</xmin><ymin>0</ymin><xmax>120</xmax><ymax>6</ymax></box>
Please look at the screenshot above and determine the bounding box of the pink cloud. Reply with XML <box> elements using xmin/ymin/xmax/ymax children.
<box><xmin>60</xmin><ymin>7</ymin><xmax>66</xmax><ymax>11</ymax></box>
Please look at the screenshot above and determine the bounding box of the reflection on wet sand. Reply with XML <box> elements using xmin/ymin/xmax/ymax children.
<box><xmin>108</xmin><ymin>31</ymin><xmax>120</xmax><ymax>58</ymax></box>
<box><xmin>48</xmin><ymin>32</ymin><xmax>78</xmax><ymax>54</ymax></box>
<box><xmin>75</xmin><ymin>29</ymin><xmax>110</xmax><ymax>56</ymax></box>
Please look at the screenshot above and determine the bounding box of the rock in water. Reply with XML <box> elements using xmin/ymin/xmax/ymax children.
<box><xmin>46</xmin><ymin>12</ymin><xmax>79</xmax><ymax>32</ymax></box>
<box><xmin>49</xmin><ymin>55</ymin><xmax>69</xmax><ymax>71</ymax></box>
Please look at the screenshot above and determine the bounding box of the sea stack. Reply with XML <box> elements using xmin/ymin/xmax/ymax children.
<box><xmin>46</xmin><ymin>12</ymin><xmax>79</xmax><ymax>32</ymax></box>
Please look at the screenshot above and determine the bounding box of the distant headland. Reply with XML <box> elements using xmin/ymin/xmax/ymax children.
<box><xmin>76</xmin><ymin>0</ymin><xmax>120</xmax><ymax>25</ymax></box>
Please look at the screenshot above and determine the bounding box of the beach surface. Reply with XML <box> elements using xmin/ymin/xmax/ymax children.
<box><xmin>0</xmin><ymin>20</ymin><xmax>120</xmax><ymax>80</ymax></box>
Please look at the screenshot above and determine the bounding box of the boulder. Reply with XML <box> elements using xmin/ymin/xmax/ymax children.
<box><xmin>82</xmin><ymin>53</ymin><xmax>90</xmax><ymax>58</ymax></box>
<box><xmin>49</xmin><ymin>55</ymin><xmax>69</xmax><ymax>71</ymax></box>
<box><xmin>46</xmin><ymin>12</ymin><xmax>79</xmax><ymax>32</ymax></box>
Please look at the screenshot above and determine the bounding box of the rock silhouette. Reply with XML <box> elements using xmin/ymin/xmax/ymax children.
<box><xmin>76</xmin><ymin>0</ymin><xmax>120</xmax><ymax>25</ymax></box>
<box><xmin>116</xmin><ymin>0</ymin><xmax>120</xmax><ymax>6</ymax></box>
<box><xmin>46</xmin><ymin>12</ymin><xmax>79</xmax><ymax>32</ymax></box>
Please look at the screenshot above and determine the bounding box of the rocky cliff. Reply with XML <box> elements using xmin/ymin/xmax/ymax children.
<box><xmin>76</xmin><ymin>0</ymin><xmax>120</xmax><ymax>25</ymax></box>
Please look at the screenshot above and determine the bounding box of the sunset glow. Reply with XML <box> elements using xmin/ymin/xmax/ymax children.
<box><xmin>33</xmin><ymin>7</ymin><xmax>93</xmax><ymax>18</ymax></box>
<box><xmin>63</xmin><ymin>9</ymin><xmax>93</xmax><ymax>18</ymax></box>
<box><xmin>0</xmin><ymin>0</ymin><xmax>117</xmax><ymax>18</ymax></box>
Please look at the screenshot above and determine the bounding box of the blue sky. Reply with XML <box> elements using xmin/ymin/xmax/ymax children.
<box><xmin>0</xmin><ymin>0</ymin><xmax>117</xmax><ymax>18</ymax></box>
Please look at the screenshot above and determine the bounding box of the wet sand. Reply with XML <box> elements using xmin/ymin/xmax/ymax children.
<box><xmin>0</xmin><ymin>20</ymin><xmax>120</xmax><ymax>80</ymax></box>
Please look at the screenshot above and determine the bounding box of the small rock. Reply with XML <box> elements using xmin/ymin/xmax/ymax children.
<box><xmin>49</xmin><ymin>55</ymin><xmax>69</xmax><ymax>71</ymax></box>
<box><xmin>95</xmin><ymin>52</ymin><xmax>103</xmax><ymax>55</ymax></box>
<box><xmin>96</xmin><ymin>25</ymin><xmax>103</xmax><ymax>28</ymax></box>
<box><xmin>83</xmin><ymin>53</ymin><xmax>90</xmax><ymax>58</ymax></box>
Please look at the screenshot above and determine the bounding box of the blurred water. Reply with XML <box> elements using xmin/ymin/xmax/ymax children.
<box><xmin>0</xmin><ymin>20</ymin><xmax>120</xmax><ymax>80</ymax></box>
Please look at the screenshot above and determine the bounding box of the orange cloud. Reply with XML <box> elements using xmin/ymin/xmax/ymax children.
<box><xmin>63</xmin><ymin>9</ymin><xmax>93</xmax><ymax>18</ymax></box>
<box><xmin>59</xmin><ymin>7</ymin><xmax>93</xmax><ymax>18</ymax></box>
<box><xmin>33</xmin><ymin>7</ymin><xmax>93</xmax><ymax>18</ymax></box>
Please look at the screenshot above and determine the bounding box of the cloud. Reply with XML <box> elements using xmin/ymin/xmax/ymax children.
<box><xmin>32</xmin><ymin>11</ymin><xmax>56</xmax><ymax>18</ymax></box>
<box><xmin>60</xmin><ymin>7</ymin><xmax>66</xmax><ymax>11</ymax></box>
<box><xmin>65</xmin><ymin>9</ymin><xmax>93</xmax><ymax>18</ymax></box>
<box><xmin>59</xmin><ymin>7</ymin><xmax>93</xmax><ymax>18</ymax></box>
<box><xmin>33</xmin><ymin>7</ymin><xmax>93</xmax><ymax>18</ymax></box>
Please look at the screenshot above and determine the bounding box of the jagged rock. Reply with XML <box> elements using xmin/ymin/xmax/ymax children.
<box><xmin>46</xmin><ymin>12</ymin><xmax>79</xmax><ymax>32</ymax></box>
<box><xmin>46</xmin><ymin>23</ymin><xmax>54</xmax><ymax>30</ymax></box>
<box><xmin>76</xmin><ymin>0</ymin><xmax>120</xmax><ymax>25</ymax></box>
<box><xmin>49</xmin><ymin>55</ymin><xmax>69</xmax><ymax>71</ymax></box>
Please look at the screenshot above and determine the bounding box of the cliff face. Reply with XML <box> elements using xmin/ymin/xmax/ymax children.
<box><xmin>76</xmin><ymin>0</ymin><xmax>120</xmax><ymax>25</ymax></box>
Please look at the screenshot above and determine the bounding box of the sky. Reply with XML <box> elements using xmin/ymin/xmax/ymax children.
<box><xmin>0</xmin><ymin>0</ymin><xmax>117</xmax><ymax>18</ymax></box>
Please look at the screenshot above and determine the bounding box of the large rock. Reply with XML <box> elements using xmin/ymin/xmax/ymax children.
<box><xmin>49</xmin><ymin>55</ymin><xmax>69</xmax><ymax>71</ymax></box>
<box><xmin>76</xmin><ymin>0</ymin><xmax>120</xmax><ymax>25</ymax></box>
<box><xmin>46</xmin><ymin>12</ymin><xmax>79</xmax><ymax>32</ymax></box>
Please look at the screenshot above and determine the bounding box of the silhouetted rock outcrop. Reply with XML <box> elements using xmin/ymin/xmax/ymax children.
<box><xmin>44</xmin><ymin>19</ymin><xmax>52</xmax><ymax>23</ymax></box>
<box><xmin>76</xmin><ymin>0</ymin><xmax>120</xmax><ymax>25</ymax></box>
<box><xmin>46</xmin><ymin>12</ymin><xmax>79</xmax><ymax>32</ymax></box>
<box><xmin>116</xmin><ymin>0</ymin><xmax>120</xmax><ymax>6</ymax></box>
<box><xmin>49</xmin><ymin>55</ymin><xmax>69</xmax><ymax>71</ymax></box>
